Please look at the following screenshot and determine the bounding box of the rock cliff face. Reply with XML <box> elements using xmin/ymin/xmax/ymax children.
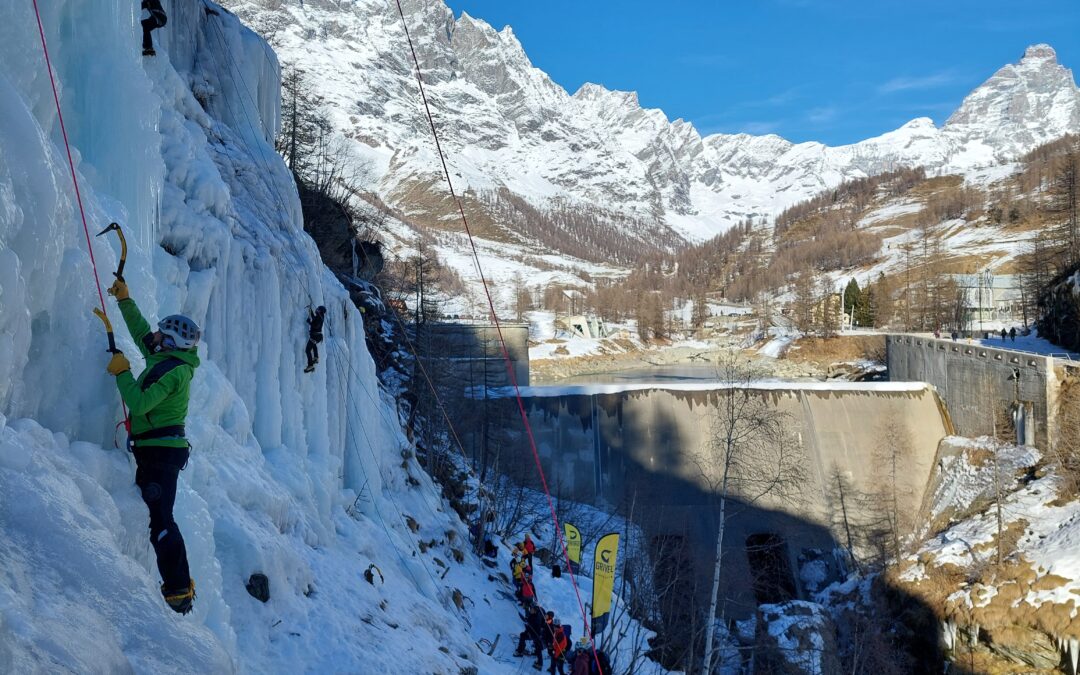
<box><xmin>224</xmin><ymin>0</ymin><xmax>1080</xmax><ymax>250</ymax></box>
<box><xmin>1037</xmin><ymin>266</ymin><xmax>1080</xmax><ymax>353</ymax></box>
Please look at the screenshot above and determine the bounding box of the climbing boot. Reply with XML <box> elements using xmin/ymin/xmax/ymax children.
<box><xmin>304</xmin><ymin>364</ymin><xmax>315</xmax><ymax>374</ymax></box>
<box><xmin>162</xmin><ymin>579</ymin><xmax>195</xmax><ymax>615</ymax></box>
<box><xmin>143</xmin><ymin>48</ymin><xmax>156</xmax><ymax>57</ymax></box>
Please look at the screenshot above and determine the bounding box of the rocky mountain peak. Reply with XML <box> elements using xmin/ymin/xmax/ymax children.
<box><xmin>1022</xmin><ymin>43</ymin><xmax>1058</xmax><ymax>64</ymax></box>
<box><xmin>944</xmin><ymin>43</ymin><xmax>1080</xmax><ymax>157</ymax></box>
<box><xmin>573</xmin><ymin>82</ymin><xmax>640</xmax><ymax>109</ymax></box>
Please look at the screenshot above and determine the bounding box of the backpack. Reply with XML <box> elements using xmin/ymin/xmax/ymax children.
<box><xmin>592</xmin><ymin>650</ymin><xmax>611</xmax><ymax>675</ymax></box>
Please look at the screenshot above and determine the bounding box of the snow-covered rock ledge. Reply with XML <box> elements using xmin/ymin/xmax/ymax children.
<box><xmin>891</xmin><ymin>437</ymin><xmax>1080</xmax><ymax>672</ymax></box>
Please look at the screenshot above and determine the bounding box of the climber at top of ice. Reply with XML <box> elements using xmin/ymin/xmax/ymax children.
<box><xmin>105</xmin><ymin>276</ymin><xmax>201</xmax><ymax>614</ymax></box>
<box><xmin>141</xmin><ymin>0</ymin><xmax>167</xmax><ymax>57</ymax></box>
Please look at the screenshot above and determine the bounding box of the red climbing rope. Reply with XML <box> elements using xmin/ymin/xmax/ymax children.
<box><xmin>392</xmin><ymin>2</ymin><xmax>603</xmax><ymax>669</ymax></box>
<box><xmin>31</xmin><ymin>0</ymin><xmax>130</xmax><ymax>428</ymax></box>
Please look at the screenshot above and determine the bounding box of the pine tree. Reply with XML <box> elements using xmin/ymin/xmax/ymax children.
<box><xmin>843</xmin><ymin>278</ymin><xmax>861</xmax><ymax>321</ymax></box>
<box><xmin>791</xmin><ymin>270</ymin><xmax>818</xmax><ymax>334</ymax></box>
<box><xmin>650</xmin><ymin>293</ymin><xmax>667</xmax><ymax>339</ymax></box>
<box><xmin>635</xmin><ymin>295</ymin><xmax>652</xmax><ymax>341</ymax></box>
<box><xmin>691</xmin><ymin>294</ymin><xmax>709</xmax><ymax>330</ymax></box>
<box><xmin>871</xmin><ymin>273</ymin><xmax>894</xmax><ymax>328</ymax></box>
<box><xmin>277</xmin><ymin>65</ymin><xmax>330</xmax><ymax>177</ymax></box>
<box><xmin>853</xmin><ymin>285</ymin><xmax>874</xmax><ymax>328</ymax></box>
<box><xmin>1050</xmin><ymin>148</ymin><xmax>1080</xmax><ymax>270</ymax></box>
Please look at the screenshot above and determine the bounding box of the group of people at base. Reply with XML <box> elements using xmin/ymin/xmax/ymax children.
<box><xmin>510</xmin><ymin>534</ymin><xmax>611</xmax><ymax>674</ymax></box>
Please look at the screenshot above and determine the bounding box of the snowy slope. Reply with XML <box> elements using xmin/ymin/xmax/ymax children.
<box><xmin>0</xmin><ymin>2</ymin><xmax>539</xmax><ymax>672</ymax></box>
<box><xmin>222</xmin><ymin>0</ymin><xmax>1080</xmax><ymax>246</ymax></box>
<box><xmin>894</xmin><ymin>438</ymin><xmax>1080</xmax><ymax>670</ymax></box>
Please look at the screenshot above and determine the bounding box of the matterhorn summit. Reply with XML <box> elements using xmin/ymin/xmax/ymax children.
<box><xmin>943</xmin><ymin>43</ymin><xmax>1080</xmax><ymax>164</ymax></box>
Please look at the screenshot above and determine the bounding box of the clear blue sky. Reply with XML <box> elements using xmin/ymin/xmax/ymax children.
<box><xmin>443</xmin><ymin>0</ymin><xmax>1079</xmax><ymax>145</ymax></box>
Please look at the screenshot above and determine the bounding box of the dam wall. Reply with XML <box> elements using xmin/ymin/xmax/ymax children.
<box><xmin>886</xmin><ymin>335</ymin><xmax>1059</xmax><ymax>449</ymax></box>
<box><xmin>473</xmin><ymin>382</ymin><xmax>950</xmax><ymax>618</ymax></box>
<box><xmin>417</xmin><ymin>322</ymin><xmax>529</xmax><ymax>387</ymax></box>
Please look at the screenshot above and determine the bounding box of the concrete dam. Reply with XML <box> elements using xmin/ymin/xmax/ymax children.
<box><xmin>886</xmin><ymin>334</ymin><xmax>1066</xmax><ymax>449</ymax></box>
<box><xmin>471</xmin><ymin>381</ymin><xmax>952</xmax><ymax>619</ymax></box>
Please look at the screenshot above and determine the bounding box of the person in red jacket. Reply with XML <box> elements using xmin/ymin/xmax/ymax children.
<box><xmin>548</xmin><ymin>620</ymin><xmax>569</xmax><ymax>675</ymax></box>
<box><xmin>520</xmin><ymin>573</ymin><xmax>536</xmax><ymax>605</ymax></box>
<box><xmin>523</xmin><ymin>532</ymin><xmax>536</xmax><ymax>569</ymax></box>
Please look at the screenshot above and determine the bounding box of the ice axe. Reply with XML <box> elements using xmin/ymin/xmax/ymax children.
<box><xmin>92</xmin><ymin>307</ymin><xmax>119</xmax><ymax>354</ymax></box>
<box><xmin>91</xmin><ymin>222</ymin><xmax>126</xmax><ymax>353</ymax></box>
<box><xmin>92</xmin><ymin>305</ymin><xmax>131</xmax><ymax>450</ymax></box>
<box><xmin>93</xmin><ymin>222</ymin><xmax>132</xmax><ymax>448</ymax></box>
<box><xmin>95</xmin><ymin>222</ymin><xmax>127</xmax><ymax>282</ymax></box>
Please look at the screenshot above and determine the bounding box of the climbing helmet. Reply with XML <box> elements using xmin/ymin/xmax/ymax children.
<box><xmin>158</xmin><ymin>314</ymin><xmax>201</xmax><ymax>349</ymax></box>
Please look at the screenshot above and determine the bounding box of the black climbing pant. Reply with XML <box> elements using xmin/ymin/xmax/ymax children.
<box><xmin>142</xmin><ymin>9</ymin><xmax>167</xmax><ymax>52</ymax></box>
<box><xmin>134</xmin><ymin>446</ymin><xmax>190</xmax><ymax>593</ymax></box>
<box><xmin>517</xmin><ymin>631</ymin><xmax>543</xmax><ymax>666</ymax></box>
<box><xmin>548</xmin><ymin>655</ymin><xmax>565</xmax><ymax>675</ymax></box>
<box><xmin>305</xmin><ymin>334</ymin><xmax>323</xmax><ymax>369</ymax></box>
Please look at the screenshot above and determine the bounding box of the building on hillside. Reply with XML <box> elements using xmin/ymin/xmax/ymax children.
<box><xmin>949</xmin><ymin>274</ymin><xmax>1026</xmax><ymax>328</ymax></box>
<box><xmin>567</xmin><ymin>314</ymin><xmax>607</xmax><ymax>339</ymax></box>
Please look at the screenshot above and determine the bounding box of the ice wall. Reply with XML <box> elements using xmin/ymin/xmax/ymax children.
<box><xmin>0</xmin><ymin>2</ymin><xmax>491</xmax><ymax>671</ymax></box>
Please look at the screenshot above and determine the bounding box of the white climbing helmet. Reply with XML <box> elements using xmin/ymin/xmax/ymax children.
<box><xmin>158</xmin><ymin>314</ymin><xmax>201</xmax><ymax>349</ymax></box>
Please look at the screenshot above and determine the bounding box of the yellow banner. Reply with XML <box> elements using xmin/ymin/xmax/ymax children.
<box><xmin>591</xmin><ymin>532</ymin><xmax>619</xmax><ymax>633</ymax></box>
<box><xmin>565</xmin><ymin>523</ymin><xmax>581</xmax><ymax>564</ymax></box>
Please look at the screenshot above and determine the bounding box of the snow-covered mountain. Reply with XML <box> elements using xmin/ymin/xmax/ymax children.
<box><xmin>225</xmin><ymin>0</ymin><xmax>1080</xmax><ymax>245</ymax></box>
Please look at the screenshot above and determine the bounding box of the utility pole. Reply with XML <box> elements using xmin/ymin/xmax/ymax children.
<box><xmin>978</xmin><ymin>269</ymin><xmax>994</xmax><ymax>337</ymax></box>
<box><xmin>840</xmin><ymin>281</ymin><xmax>847</xmax><ymax>334</ymax></box>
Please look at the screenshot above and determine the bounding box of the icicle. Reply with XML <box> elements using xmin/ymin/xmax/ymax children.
<box><xmin>941</xmin><ymin>620</ymin><xmax>954</xmax><ymax>651</ymax></box>
<box><xmin>1070</xmin><ymin>637</ymin><xmax>1079</xmax><ymax>675</ymax></box>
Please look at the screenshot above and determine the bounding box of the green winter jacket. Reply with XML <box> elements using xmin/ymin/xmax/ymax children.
<box><xmin>115</xmin><ymin>298</ymin><xmax>200</xmax><ymax>449</ymax></box>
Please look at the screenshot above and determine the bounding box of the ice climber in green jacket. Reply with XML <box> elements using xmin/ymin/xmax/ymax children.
<box><xmin>106</xmin><ymin>278</ymin><xmax>201</xmax><ymax>615</ymax></box>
